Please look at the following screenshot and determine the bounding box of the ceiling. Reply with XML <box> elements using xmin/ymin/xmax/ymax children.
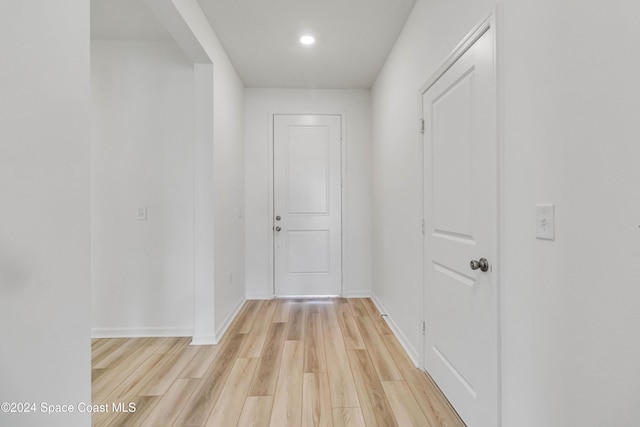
<box><xmin>91</xmin><ymin>0</ymin><xmax>173</xmax><ymax>41</ymax></box>
<box><xmin>91</xmin><ymin>0</ymin><xmax>417</xmax><ymax>89</ymax></box>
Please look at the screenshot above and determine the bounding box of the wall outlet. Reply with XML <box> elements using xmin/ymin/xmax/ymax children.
<box><xmin>536</xmin><ymin>204</ymin><xmax>554</xmax><ymax>240</ymax></box>
<box><xmin>137</xmin><ymin>206</ymin><xmax>147</xmax><ymax>221</ymax></box>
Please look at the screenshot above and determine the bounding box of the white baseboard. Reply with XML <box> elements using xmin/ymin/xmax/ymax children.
<box><xmin>190</xmin><ymin>335</ymin><xmax>216</xmax><ymax>346</ymax></box>
<box><xmin>92</xmin><ymin>326</ymin><xmax>193</xmax><ymax>339</ymax></box>
<box><xmin>214</xmin><ymin>296</ymin><xmax>246</xmax><ymax>342</ymax></box>
<box><xmin>343</xmin><ymin>290</ymin><xmax>372</xmax><ymax>298</ymax></box>
<box><xmin>245</xmin><ymin>293</ymin><xmax>372</xmax><ymax>299</ymax></box>
<box><xmin>245</xmin><ymin>293</ymin><xmax>274</xmax><ymax>300</ymax></box>
<box><xmin>370</xmin><ymin>293</ymin><xmax>421</xmax><ymax>367</ymax></box>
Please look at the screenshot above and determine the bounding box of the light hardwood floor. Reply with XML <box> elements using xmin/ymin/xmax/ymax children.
<box><xmin>92</xmin><ymin>298</ymin><xmax>465</xmax><ymax>427</ymax></box>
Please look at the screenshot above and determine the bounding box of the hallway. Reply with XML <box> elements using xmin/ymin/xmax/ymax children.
<box><xmin>4</xmin><ymin>1</ymin><xmax>640</xmax><ymax>425</ymax></box>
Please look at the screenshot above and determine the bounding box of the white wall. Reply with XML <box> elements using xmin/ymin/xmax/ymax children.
<box><xmin>91</xmin><ymin>40</ymin><xmax>195</xmax><ymax>336</ymax></box>
<box><xmin>244</xmin><ymin>89</ymin><xmax>372</xmax><ymax>298</ymax></box>
<box><xmin>500</xmin><ymin>0</ymin><xmax>640</xmax><ymax>425</ymax></box>
<box><xmin>176</xmin><ymin>0</ymin><xmax>247</xmax><ymax>335</ymax></box>
<box><xmin>373</xmin><ymin>0</ymin><xmax>640</xmax><ymax>425</ymax></box>
<box><xmin>129</xmin><ymin>0</ymin><xmax>246</xmax><ymax>341</ymax></box>
<box><xmin>0</xmin><ymin>1</ymin><xmax>91</xmax><ymax>426</ymax></box>
<box><xmin>169</xmin><ymin>0</ymin><xmax>246</xmax><ymax>337</ymax></box>
<box><xmin>212</xmin><ymin>53</ymin><xmax>245</xmax><ymax>334</ymax></box>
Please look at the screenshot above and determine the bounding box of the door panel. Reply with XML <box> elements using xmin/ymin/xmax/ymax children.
<box><xmin>274</xmin><ymin>115</ymin><xmax>342</xmax><ymax>296</ymax></box>
<box><xmin>432</xmin><ymin>70</ymin><xmax>474</xmax><ymax>237</ymax></box>
<box><xmin>286</xmin><ymin>126</ymin><xmax>329</xmax><ymax>214</ymax></box>
<box><xmin>286</xmin><ymin>230</ymin><xmax>330</xmax><ymax>273</ymax></box>
<box><xmin>423</xmin><ymin>26</ymin><xmax>498</xmax><ymax>427</ymax></box>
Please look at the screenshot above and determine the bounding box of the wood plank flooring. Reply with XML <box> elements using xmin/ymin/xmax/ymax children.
<box><xmin>92</xmin><ymin>298</ymin><xmax>465</xmax><ymax>427</ymax></box>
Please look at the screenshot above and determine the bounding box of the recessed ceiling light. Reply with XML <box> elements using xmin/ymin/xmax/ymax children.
<box><xmin>300</xmin><ymin>35</ymin><xmax>315</xmax><ymax>46</ymax></box>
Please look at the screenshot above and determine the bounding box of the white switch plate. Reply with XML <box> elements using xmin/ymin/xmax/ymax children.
<box><xmin>137</xmin><ymin>206</ymin><xmax>147</xmax><ymax>221</ymax></box>
<box><xmin>536</xmin><ymin>204</ymin><xmax>554</xmax><ymax>240</ymax></box>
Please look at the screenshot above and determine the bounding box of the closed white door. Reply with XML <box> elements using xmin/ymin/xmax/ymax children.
<box><xmin>273</xmin><ymin>114</ymin><xmax>342</xmax><ymax>296</ymax></box>
<box><xmin>422</xmin><ymin>24</ymin><xmax>499</xmax><ymax>426</ymax></box>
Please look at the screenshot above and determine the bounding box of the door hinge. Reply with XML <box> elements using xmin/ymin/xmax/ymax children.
<box><xmin>421</xmin><ymin>320</ymin><xmax>426</xmax><ymax>335</ymax></box>
<box><xmin>421</xmin><ymin>218</ymin><xmax>425</xmax><ymax>235</ymax></box>
<box><xmin>419</xmin><ymin>118</ymin><xmax>425</xmax><ymax>134</ymax></box>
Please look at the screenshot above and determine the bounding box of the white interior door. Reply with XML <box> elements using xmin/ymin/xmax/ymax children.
<box><xmin>273</xmin><ymin>114</ymin><xmax>342</xmax><ymax>296</ymax></box>
<box><xmin>422</xmin><ymin>24</ymin><xmax>499</xmax><ymax>427</ymax></box>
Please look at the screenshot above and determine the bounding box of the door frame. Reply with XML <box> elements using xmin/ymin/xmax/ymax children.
<box><xmin>419</xmin><ymin>10</ymin><xmax>504</xmax><ymax>425</ymax></box>
<box><xmin>267</xmin><ymin>112</ymin><xmax>347</xmax><ymax>297</ymax></box>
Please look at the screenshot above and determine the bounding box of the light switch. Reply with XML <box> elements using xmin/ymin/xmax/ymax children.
<box><xmin>536</xmin><ymin>204</ymin><xmax>554</xmax><ymax>240</ymax></box>
<box><xmin>137</xmin><ymin>206</ymin><xmax>147</xmax><ymax>221</ymax></box>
